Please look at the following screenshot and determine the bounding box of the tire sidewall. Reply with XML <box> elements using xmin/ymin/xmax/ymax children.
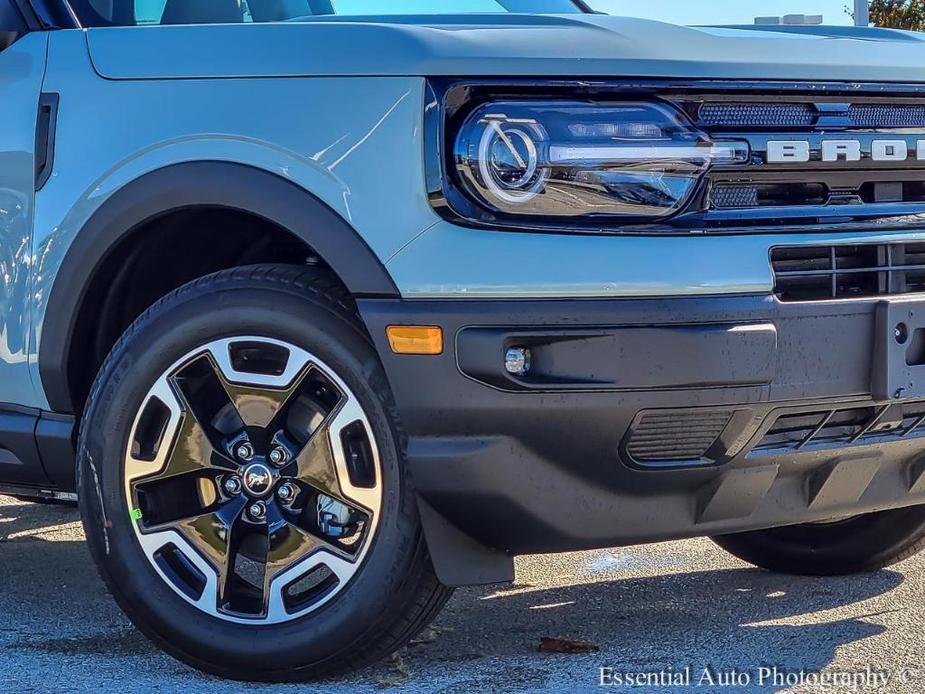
<box><xmin>714</xmin><ymin>505</ymin><xmax>925</xmax><ymax>575</ymax></box>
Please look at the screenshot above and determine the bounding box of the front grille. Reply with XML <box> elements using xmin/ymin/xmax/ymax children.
<box><xmin>710</xmin><ymin>180</ymin><xmax>925</xmax><ymax>211</ymax></box>
<box><xmin>670</xmin><ymin>88</ymin><xmax>925</xmax><ymax>227</ymax></box>
<box><xmin>711</xmin><ymin>184</ymin><xmax>759</xmax><ymax>209</ymax></box>
<box><xmin>695</xmin><ymin>101</ymin><xmax>925</xmax><ymax>129</ymax></box>
<box><xmin>848</xmin><ymin>103</ymin><xmax>925</xmax><ymax>128</ymax></box>
<box><xmin>697</xmin><ymin>102</ymin><xmax>816</xmax><ymax>128</ymax></box>
<box><xmin>441</xmin><ymin>80</ymin><xmax>925</xmax><ymax>230</ymax></box>
<box><xmin>711</xmin><ymin>182</ymin><xmax>828</xmax><ymax>209</ymax></box>
<box><xmin>752</xmin><ymin>401</ymin><xmax>925</xmax><ymax>454</ymax></box>
<box><xmin>625</xmin><ymin>410</ymin><xmax>732</xmax><ymax>465</ymax></box>
<box><xmin>771</xmin><ymin>242</ymin><xmax>925</xmax><ymax>301</ymax></box>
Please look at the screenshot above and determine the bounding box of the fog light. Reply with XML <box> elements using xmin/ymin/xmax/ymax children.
<box><xmin>504</xmin><ymin>347</ymin><xmax>531</xmax><ymax>376</ymax></box>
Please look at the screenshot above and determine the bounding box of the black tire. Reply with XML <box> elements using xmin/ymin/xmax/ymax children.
<box><xmin>712</xmin><ymin>505</ymin><xmax>925</xmax><ymax>576</ymax></box>
<box><xmin>77</xmin><ymin>264</ymin><xmax>453</xmax><ymax>681</ymax></box>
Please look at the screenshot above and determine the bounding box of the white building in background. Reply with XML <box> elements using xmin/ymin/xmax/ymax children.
<box><xmin>755</xmin><ymin>1</ymin><xmax>870</xmax><ymax>26</ymax></box>
<box><xmin>755</xmin><ymin>14</ymin><xmax>823</xmax><ymax>24</ymax></box>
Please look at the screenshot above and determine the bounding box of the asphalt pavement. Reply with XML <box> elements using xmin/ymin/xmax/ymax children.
<box><xmin>1</xmin><ymin>494</ymin><xmax>923</xmax><ymax>693</ymax></box>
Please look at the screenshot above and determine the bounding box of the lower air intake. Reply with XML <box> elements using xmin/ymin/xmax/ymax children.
<box><xmin>772</xmin><ymin>242</ymin><xmax>925</xmax><ymax>301</ymax></box>
<box><xmin>625</xmin><ymin>410</ymin><xmax>733</xmax><ymax>466</ymax></box>
<box><xmin>752</xmin><ymin>401</ymin><xmax>925</xmax><ymax>454</ymax></box>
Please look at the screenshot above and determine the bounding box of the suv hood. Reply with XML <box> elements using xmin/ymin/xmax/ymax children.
<box><xmin>87</xmin><ymin>14</ymin><xmax>925</xmax><ymax>82</ymax></box>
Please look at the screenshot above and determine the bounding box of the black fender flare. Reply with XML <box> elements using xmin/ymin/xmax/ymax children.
<box><xmin>38</xmin><ymin>160</ymin><xmax>399</xmax><ymax>414</ymax></box>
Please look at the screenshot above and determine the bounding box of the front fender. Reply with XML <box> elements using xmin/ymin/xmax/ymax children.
<box><xmin>37</xmin><ymin>161</ymin><xmax>399</xmax><ymax>414</ymax></box>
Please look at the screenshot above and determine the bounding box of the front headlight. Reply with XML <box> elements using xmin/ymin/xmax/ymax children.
<box><xmin>453</xmin><ymin>100</ymin><xmax>746</xmax><ymax>221</ymax></box>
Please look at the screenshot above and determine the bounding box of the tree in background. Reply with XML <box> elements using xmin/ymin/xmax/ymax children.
<box><xmin>857</xmin><ymin>0</ymin><xmax>925</xmax><ymax>29</ymax></box>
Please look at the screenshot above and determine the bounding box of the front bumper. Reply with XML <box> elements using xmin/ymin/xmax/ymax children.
<box><xmin>358</xmin><ymin>294</ymin><xmax>925</xmax><ymax>570</ymax></box>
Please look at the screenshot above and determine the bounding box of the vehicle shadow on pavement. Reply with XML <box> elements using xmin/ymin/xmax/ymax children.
<box><xmin>0</xmin><ymin>500</ymin><xmax>908</xmax><ymax>691</ymax></box>
<box><xmin>368</xmin><ymin>559</ymin><xmax>904</xmax><ymax>692</ymax></box>
<box><xmin>0</xmin><ymin>499</ymin><xmax>157</xmax><ymax>658</ymax></box>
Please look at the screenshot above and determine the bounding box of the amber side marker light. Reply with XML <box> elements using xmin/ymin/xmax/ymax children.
<box><xmin>386</xmin><ymin>326</ymin><xmax>444</xmax><ymax>355</ymax></box>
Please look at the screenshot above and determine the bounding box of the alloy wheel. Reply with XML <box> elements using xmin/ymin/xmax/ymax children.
<box><xmin>123</xmin><ymin>337</ymin><xmax>382</xmax><ymax>624</ymax></box>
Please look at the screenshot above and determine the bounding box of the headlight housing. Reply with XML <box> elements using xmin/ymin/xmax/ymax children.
<box><xmin>452</xmin><ymin>100</ymin><xmax>746</xmax><ymax>222</ymax></box>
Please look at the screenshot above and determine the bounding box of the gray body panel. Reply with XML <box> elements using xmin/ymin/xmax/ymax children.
<box><xmin>0</xmin><ymin>34</ymin><xmax>46</xmax><ymax>417</ymax></box>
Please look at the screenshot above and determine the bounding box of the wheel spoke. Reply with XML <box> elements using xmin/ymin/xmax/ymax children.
<box><xmin>216</xmin><ymin>366</ymin><xmax>315</xmax><ymax>430</ymax></box>
<box><xmin>170</xmin><ymin>354</ymin><xmax>243</xmax><ymax>455</ymax></box>
<box><xmin>153</xmin><ymin>408</ymin><xmax>219</xmax><ymax>481</ymax></box>
<box><xmin>290</xmin><ymin>416</ymin><xmax>349</xmax><ymax>504</ymax></box>
<box><xmin>171</xmin><ymin>495</ymin><xmax>248</xmax><ymax>608</ymax></box>
<box><xmin>129</xmin><ymin>374</ymin><xmax>238</xmax><ymax>528</ymax></box>
<box><xmin>289</xmin><ymin>394</ymin><xmax>380</xmax><ymax>514</ymax></box>
<box><xmin>264</xmin><ymin>521</ymin><xmax>325</xmax><ymax>594</ymax></box>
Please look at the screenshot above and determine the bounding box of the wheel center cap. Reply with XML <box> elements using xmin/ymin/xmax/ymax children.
<box><xmin>242</xmin><ymin>463</ymin><xmax>274</xmax><ymax>497</ymax></box>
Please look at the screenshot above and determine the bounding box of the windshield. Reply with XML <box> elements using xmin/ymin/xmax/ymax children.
<box><xmin>328</xmin><ymin>0</ymin><xmax>587</xmax><ymax>12</ymax></box>
<box><xmin>71</xmin><ymin>0</ymin><xmax>869</xmax><ymax>28</ymax></box>
<box><xmin>73</xmin><ymin>0</ymin><xmax>587</xmax><ymax>26</ymax></box>
<box><xmin>72</xmin><ymin>0</ymin><xmax>866</xmax><ymax>27</ymax></box>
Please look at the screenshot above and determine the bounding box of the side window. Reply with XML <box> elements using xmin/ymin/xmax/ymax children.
<box><xmin>151</xmin><ymin>0</ymin><xmax>253</xmax><ymax>25</ymax></box>
<box><xmin>0</xmin><ymin>0</ymin><xmax>26</xmax><ymax>49</ymax></box>
<box><xmin>134</xmin><ymin>0</ymin><xmax>167</xmax><ymax>24</ymax></box>
<box><xmin>82</xmin><ymin>0</ymin><xmax>123</xmax><ymax>24</ymax></box>
<box><xmin>85</xmin><ymin>0</ymin><xmax>113</xmax><ymax>22</ymax></box>
<box><xmin>79</xmin><ymin>0</ymin><xmax>255</xmax><ymax>25</ymax></box>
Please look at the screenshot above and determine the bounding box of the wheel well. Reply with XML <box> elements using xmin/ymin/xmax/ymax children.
<box><xmin>66</xmin><ymin>207</ymin><xmax>332</xmax><ymax>414</ymax></box>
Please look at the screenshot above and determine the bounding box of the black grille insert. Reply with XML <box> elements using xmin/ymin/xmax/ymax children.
<box><xmin>771</xmin><ymin>242</ymin><xmax>925</xmax><ymax>301</ymax></box>
<box><xmin>695</xmin><ymin>102</ymin><xmax>925</xmax><ymax>129</ymax></box>
<box><xmin>712</xmin><ymin>183</ymin><xmax>828</xmax><ymax>209</ymax></box>
<box><xmin>697</xmin><ymin>102</ymin><xmax>815</xmax><ymax>128</ymax></box>
<box><xmin>848</xmin><ymin>104</ymin><xmax>925</xmax><ymax>128</ymax></box>
<box><xmin>752</xmin><ymin>401</ymin><xmax>925</xmax><ymax>454</ymax></box>
<box><xmin>713</xmin><ymin>181</ymin><xmax>925</xmax><ymax>210</ymax></box>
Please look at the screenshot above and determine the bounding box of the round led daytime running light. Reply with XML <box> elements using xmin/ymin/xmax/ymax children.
<box><xmin>477</xmin><ymin>116</ymin><xmax>548</xmax><ymax>204</ymax></box>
